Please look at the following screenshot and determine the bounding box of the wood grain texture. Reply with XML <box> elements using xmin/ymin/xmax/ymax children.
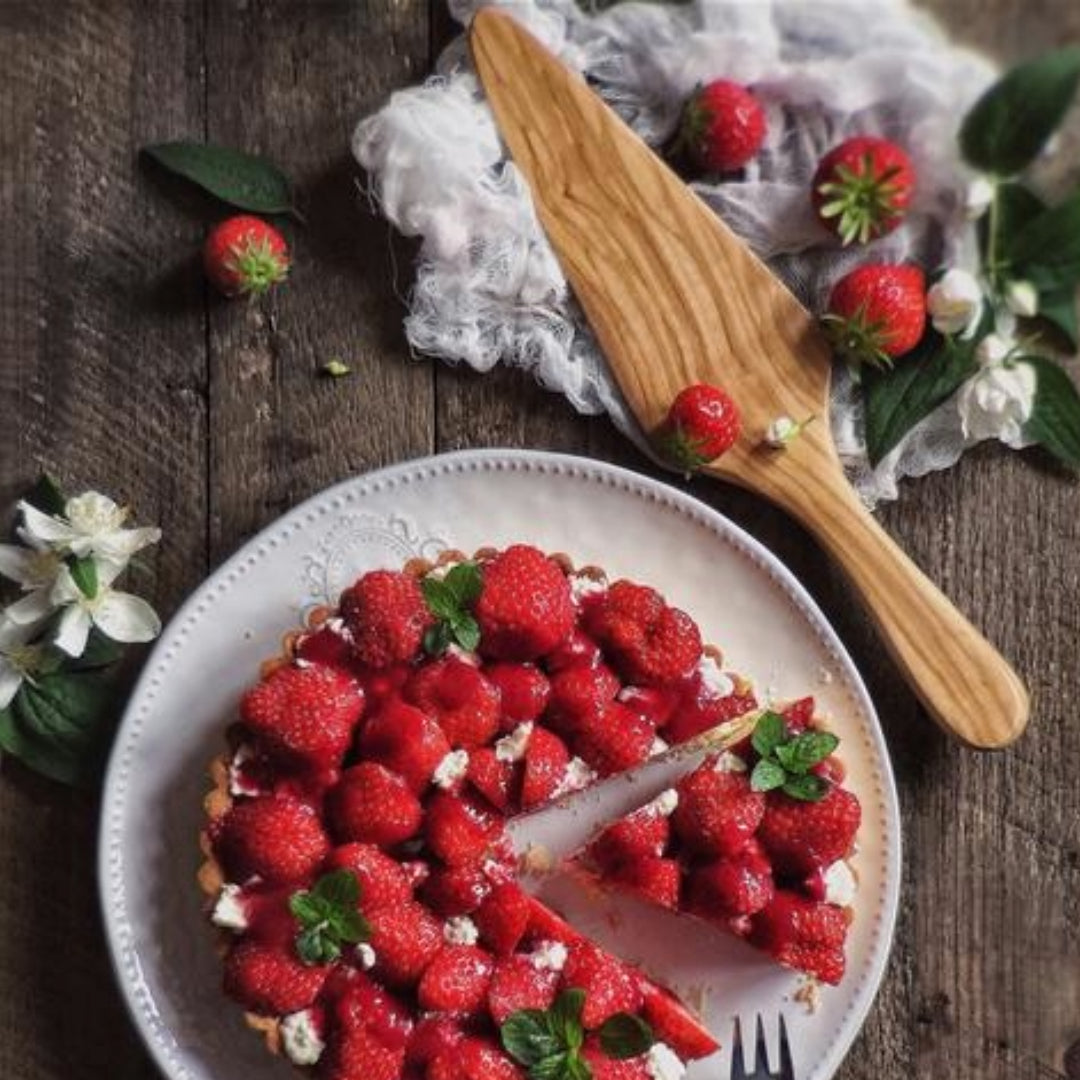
<box><xmin>0</xmin><ymin>2</ymin><xmax>1076</xmax><ymax>1080</ymax></box>
<box><xmin>469</xmin><ymin>5</ymin><xmax>1029</xmax><ymax>750</ymax></box>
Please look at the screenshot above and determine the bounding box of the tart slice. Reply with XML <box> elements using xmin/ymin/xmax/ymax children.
<box><xmin>568</xmin><ymin>700</ymin><xmax>861</xmax><ymax>986</ymax></box>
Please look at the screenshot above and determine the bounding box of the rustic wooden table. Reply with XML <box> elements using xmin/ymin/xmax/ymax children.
<box><xmin>1</xmin><ymin>2</ymin><xmax>1078</xmax><ymax>1078</ymax></box>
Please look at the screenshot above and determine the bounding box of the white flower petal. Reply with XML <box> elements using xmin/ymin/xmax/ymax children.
<box><xmin>94</xmin><ymin>557</ymin><xmax>128</xmax><ymax>589</ymax></box>
<box><xmin>0</xmin><ymin>544</ymin><xmax>39</xmax><ymax>587</ymax></box>
<box><xmin>95</xmin><ymin>526</ymin><xmax>161</xmax><ymax>561</ymax></box>
<box><xmin>3</xmin><ymin>589</ymin><xmax>58</xmax><ymax>626</ymax></box>
<box><xmin>50</xmin><ymin>566</ymin><xmax>83</xmax><ymax>605</ymax></box>
<box><xmin>0</xmin><ymin>661</ymin><xmax>23</xmax><ymax>710</ymax></box>
<box><xmin>17</xmin><ymin>502</ymin><xmax>77</xmax><ymax>547</ymax></box>
<box><xmin>65</xmin><ymin>491</ymin><xmax>124</xmax><ymax>533</ymax></box>
<box><xmin>93</xmin><ymin>592</ymin><xmax>161</xmax><ymax>644</ymax></box>
<box><xmin>55</xmin><ymin>606</ymin><xmax>92</xmax><ymax>657</ymax></box>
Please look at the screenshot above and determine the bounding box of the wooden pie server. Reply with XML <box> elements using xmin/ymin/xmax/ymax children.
<box><xmin>470</xmin><ymin>7</ymin><xmax>1029</xmax><ymax>749</ymax></box>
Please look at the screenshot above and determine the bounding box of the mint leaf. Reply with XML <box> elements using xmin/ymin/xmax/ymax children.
<box><xmin>288</xmin><ymin>892</ymin><xmax>326</xmax><ymax>925</ymax></box>
<box><xmin>329</xmin><ymin>908</ymin><xmax>370</xmax><ymax>944</ymax></box>
<box><xmin>24</xmin><ymin>473</ymin><xmax>66</xmax><ymax>516</ymax></box>
<box><xmin>781</xmin><ymin>731</ymin><xmax>840</xmax><ymax>773</ymax></box>
<box><xmin>750</xmin><ymin>758</ymin><xmax>787</xmax><ymax>793</ymax></box>
<box><xmin>314</xmin><ymin>868</ymin><xmax>360</xmax><ymax>908</ymax></box>
<box><xmin>290</xmin><ymin>871</ymin><xmax>369</xmax><ymax>965</ymax></box>
<box><xmin>451</xmin><ymin>615</ymin><xmax>481</xmax><ymax>653</ymax></box>
<box><xmin>549</xmin><ymin>989</ymin><xmax>585</xmax><ymax>1047</ymax></box>
<box><xmin>296</xmin><ymin>924</ymin><xmax>341</xmax><ymax>965</ymax></box>
<box><xmin>141</xmin><ymin>141</ymin><xmax>298</xmax><ymax>216</ymax></box>
<box><xmin>444</xmin><ymin>561</ymin><xmax>482</xmax><ymax>606</ymax></box>
<box><xmin>959</xmin><ymin>47</ymin><xmax>1080</xmax><ymax>175</ymax></box>
<box><xmin>422</xmin><ymin>562</ymin><xmax>484</xmax><ymax>655</ymax></box>
<box><xmin>863</xmin><ymin>333</ymin><xmax>979</xmax><ymax>466</ymax></box>
<box><xmin>751</xmin><ymin>711</ymin><xmax>786</xmax><ymax>758</ymax></box>
<box><xmin>1009</xmin><ymin>190</ymin><xmax>1080</xmax><ymax>288</ymax></box>
<box><xmin>1023</xmin><ymin>356</ymin><xmax>1080</xmax><ymax>468</ymax></box>
<box><xmin>782</xmin><ymin>774</ymin><xmax>830</xmax><ymax>802</ymax></box>
<box><xmin>502</xmin><ymin>1010</ymin><xmax>561</xmax><ymax>1067</ymax></box>
<box><xmin>565</xmin><ymin>1056</ymin><xmax>593</xmax><ymax>1080</ymax></box>
<box><xmin>598</xmin><ymin>1013</ymin><xmax>653</xmax><ymax>1059</ymax></box>
<box><xmin>423</xmin><ymin>622</ymin><xmax>453</xmax><ymax>657</ymax></box>
<box><xmin>69</xmin><ymin>555</ymin><xmax>98</xmax><ymax>599</ymax></box>
<box><xmin>421</xmin><ymin>578</ymin><xmax>460</xmax><ymax>621</ymax></box>
<box><xmin>532</xmin><ymin>1054</ymin><xmax>574</xmax><ymax>1080</ymax></box>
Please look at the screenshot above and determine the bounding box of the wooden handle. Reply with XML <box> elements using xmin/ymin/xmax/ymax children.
<box><xmin>732</xmin><ymin>449</ymin><xmax>1030</xmax><ymax>748</ymax></box>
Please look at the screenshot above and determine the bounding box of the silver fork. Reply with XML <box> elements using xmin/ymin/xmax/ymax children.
<box><xmin>729</xmin><ymin>1014</ymin><xmax>795</xmax><ymax>1080</ymax></box>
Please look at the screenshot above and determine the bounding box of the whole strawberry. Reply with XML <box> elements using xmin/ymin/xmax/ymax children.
<box><xmin>223</xmin><ymin>940</ymin><xmax>328</xmax><ymax>1014</ymax></box>
<box><xmin>216</xmin><ymin>793</ymin><xmax>329</xmax><ymax>884</ymax></box>
<box><xmin>749</xmin><ymin>889</ymin><xmax>849</xmax><ymax>984</ymax></box>
<box><xmin>203</xmin><ymin>215</ymin><xmax>289</xmax><ymax>298</ymax></box>
<box><xmin>341</xmin><ymin>569</ymin><xmax>432</xmax><ymax>669</ymax></box>
<box><xmin>812</xmin><ymin>136</ymin><xmax>915</xmax><ymax>246</ymax></box>
<box><xmin>660</xmin><ymin>384</ymin><xmax>741</xmax><ymax>472</ymax></box>
<box><xmin>679</xmin><ymin>80</ymin><xmax>767</xmax><ymax>173</ymax></box>
<box><xmin>756</xmin><ymin>785</ymin><xmax>861</xmax><ymax>876</ymax></box>
<box><xmin>326</xmin><ymin>762</ymin><xmax>423</xmax><ymax>848</ymax></box>
<box><xmin>823</xmin><ymin>263</ymin><xmax>926</xmax><ymax>369</ymax></box>
<box><xmin>671</xmin><ymin>765</ymin><xmax>765</xmax><ymax>857</ymax></box>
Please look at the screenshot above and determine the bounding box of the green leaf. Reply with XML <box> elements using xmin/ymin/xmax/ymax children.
<box><xmin>295</xmin><ymin>924</ymin><xmax>340</xmax><ymax>965</ymax></box>
<box><xmin>502</xmin><ymin>1011</ymin><xmax>562</xmax><ymax>1067</ymax></box>
<box><xmin>451</xmin><ymin>615</ymin><xmax>481</xmax><ymax>653</ymax></box>
<box><xmin>751</xmin><ymin>711</ymin><xmax>786</xmax><ymax>758</ymax></box>
<box><xmin>1037</xmin><ymin>284</ymin><xmax>1079</xmax><ymax>348</ymax></box>
<box><xmin>564</xmin><ymin>1056</ymin><xmax>594</xmax><ymax>1080</ymax></box>
<box><xmin>328</xmin><ymin>908</ymin><xmax>371</xmax><ymax>944</ymax></box>
<box><xmin>421</xmin><ymin>578</ymin><xmax>460</xmax><ymax>621</ymax></box>
<box><xmin>863</xmin><ymin>334</ymin><xmax>979</xmax><ymax>467</ymax></box>
<box><xmin>0</xmin><ymin>671</ymin><xmax>118</xmax><ymax>787</ymax></box>
<box><xmin>67</xmin><ymin>629</ymin><xmax>125</xmax><ymax>671</ymax></box>
<box><xmin>981</xmin><ymin>182</ymin><xmax>1046</xmax><ymax>269</ymax></box>
<box><xmin>750</xmin><ymin>758</ymin><xmax>787</xmax><ymax>793</ymax></box>
<box><xmin>781</xmin><ymin>731</ymin><xmax>840</xmax><ymax>774</ymax></box>
<box><xmin>1022</xmin><ymin>356</ymin><xmax>1080</xmax><ymax>468</ymax></box>
<box><xmin>423</xmin><ymin>622</ymin><xmax>453</xmax><ymax>657</ymax></box>
<box><xmin>550</xmin><ymin>989</ymin><xmax>586</xmax><ymax>1043</ymax></box>
<box><xmin>68</xmin><ymin>555</ymin><xmax>98</xmax><ymax>599</ymax></box>
<box><xmin>141</xmin><ymin>141</ymin><xmax>297</xmax><ymax>216</ymax></box>
<box><xmin>444</xmin><ymin>561</ymin><xmax>482</xmax><ymax>606</ymax></box>
<box><xmin>288</xmin><ymin>891</ymin><xmax>327</xmax><ymax>925</ymax></box>
<box><xmin>782</xmin><ymin>774</ymin><xmax>830</xmax><ymax>802</ymax></box>
<box><xmin>1009</xmin><ymin>190</ymin><xmax>1080</xmax><ymax>287</ymax></box>
<box><xmin>598</xmin><ymin>1013</ymin><xmax>654</xmax><ymax>1059</ymax></box>
<box><xmin>314</xmin><ymin>868</ymin><xmax>360</xmax><ymax>908</ymax></box>
<box><xmin>959</xmin><ymin>47</ymin><xmax>1080</xmax><ymax>175</ymax></box>
<box><xmin>290</xmin><ymin>871</ymin><xmax>369</xmax><ymax>964</ymax></box>
<box><xmin>24</xmin><ymin>473</ymin><xmax>66</xmax><ymax>515</ymax></box>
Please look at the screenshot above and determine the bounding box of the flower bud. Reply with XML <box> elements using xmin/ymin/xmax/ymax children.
<box><xmin>926</xmin><ymin>268</ymin><xmax>983</xmax><ymax>337</ymax></box>
<box><xmin>1005</xmin><ymin>280</ymin><xmax>1039</xmax><ymax>318</ymax></box>
<box><xmin>964</xmin><ymin>176</ymin><xmax>995</xmax><ymax>220</ymax></box>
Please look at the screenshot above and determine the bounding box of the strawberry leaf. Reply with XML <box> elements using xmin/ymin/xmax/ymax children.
<box><xmin>1008</xmin><ymin>190</ymin><xmax>1080</xmax><ymax>288</ymax></box>
<box><xmin>959</xmin><ymin>47</ymin><xmax>1080</xmax><ymax>176</ymax></box>
<box><xmin>1022</xmin><ymin>356</ymin><xmax>1080</xmax><ymax>469</ymax></box>
<box><xmin>598</xmin><ymin>1013</ymin><xmax>654</xmax><ymax>1059</ymax></box>
<box><xmin>1036</xmin><ymin>286</ymin><xmax>1079</xmax><ymax>349</ymax></box>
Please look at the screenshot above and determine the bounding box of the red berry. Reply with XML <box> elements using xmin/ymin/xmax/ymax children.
<box><xmin>824</xmin><ymin>263</ymin><xmax>926</xmax><ymax>369</ymax></box>
<box><xmin>466</xmin><ymin>747</ymin><xmax>517</xmax><ymax>812</ymax></box>
<box><xmin>686</xmin><ymin>844</ymin><xmax>775</xmax><ymax>921</ymax></box>
<box><xmin>591</xmin><ymin>808</ymin><xmax>670</xmax><ymax>870</ymax></box>
<box><xmin>406</xmin><ymin>657</ymin><xmax>501</xmax><ymax>749</ymax></box>
<box><xmin>812</xmin><ymin>135</ymin><xmax>915</xmax><ymax>246</ymax></box>
<box><xmin>671</xmin><ymin>765</ymin><xmax>765</xmax><ymax>857</ymax></box>
<box><xmin>359</xmin><ymin>698</ymin><xmax>452</xmax><ymax>793</ymax></box>
<box><xmin>612</xmin><ymin>856</ymin><xmax>681</xmax><ymax>909</ymax></box>
<box><xmin>639</xmin><ymin>982</ymin><xmax>720</xmax><ymax>1060</ymax></box>
<box><xmin>661</xmin><ymin>384</ymin><xmax>741</xmax><ymax>472</ymax></box>
<box><xmin>327</xmin><ymin>763</ymin><xmax>423</xmax><ymax>848</ymax></box>
<box><xmin>665</xmin><ymin>684</ymin><xmax>757</xmax><ymax>745</ymax></box>
<box><xmin>520</xmin><ymin>726</ymin><xmax>570</xmax><ymax>808</ymax></box>
<box><xmin>487</xmin><ymin>955</ymin><xmax>559</xmax><ymax>1024</ymax></box>
<box><xmin>749</xmin><ymin>889</ymin><xmax>848</xmax><ymax>985</ymax></box>
<box><xmin>341</xmin><ymin>570</ymin><xmax>432</xmax><ymax>668</ymax></box>
<box><xmin>217</xmin><ymin>794</ymin><xmax>329</xmax><ymax>884</ymax></box>
<box><xmin>486</xmin><ymin>662</ymin><xmax>551</xmax><ymax>729</ymax></box>
<box><xmin>474</xmin><ymin>545</ymin><xmax>575</xmax><ymax>661</ymax></box>
<box><xmin>475</xmin><ymin>882</ymin><xmax>531</xmax><ymax>956</ymax></box>
<box><xmin>679</xmin><ymin>80</ymin><xmax>766</xmax><ymax>173</ymax></box>
<box><xmin>544</xmin><ymin>627</ymin><xmax>603</xmax><ymax>672</ymax></box>
<box><xmin>546</xmin><ymin>664</ymin><xmax>621</xmax><ymax>734</ymax></box>
<box><xmin>756</xmin><ymin>786</ymin><xmax>861</xmax><ymax>876</ymax></box>
<box><xmin>323</xmin><ymin>1023</ymin><xmax>407</xmax><ymax>1080</ymax></box>
<box><xmin>420</xmin><ymin>862</ymin><xmax>493</xmax><ymax>917</ymax></box>
<box><xmin>617</xmin><ymin>685</ymin><xmax>680</xmax><ymax>730</ymax></box>
<box><xmin>560</xmin><ymin>941</ymin><xmax>643</xmax><ymax>1029</ymax></box>
<box><xmin>581</xmin><ymin>1039</ymin><xmax>651</xmax><ymax>1080</ymax></box>
<box><xmin>368</xmin><ymin>902</ymin><xmax>445</xmax><ymax>987</ymax></box>
<box><xmin>406</xmin><ymin>1014</ymin><xmax>466</xmax><ymax>1067</ymax></box>
<box><xmin>203</xmin><ymin>215</ymin><xmax>289</xmax><ymax>298</ymax></box>
<box><xmin>525</xmin><ymin>897</ymin><xmax>583</xmax><ymax>947</ymax></box>
<box><xmin>324</xmin><ymin>843</ymin><xmax>415</xmax><ymax>913</ymax></box>
<box><xmin>781</xmin><ymin>696</ymin><xmax>816</xmax><ymax>732</ymax></box>
<box><xmin>425</xmin><ymin>792</ymin><xmax>504</xmax><ymax>867</ymax></box>
<box><xmin>222</xmin><ymin>940</ymin><xmax>327</xmax><ymax>1015</ymax></box>
<box><xmin>458</xmin><ymin>1037</ymin><xmax>527</xmax><ymax>1080</ymax></box>
<box><xmin>240</xmin><ymin>663</ymin><xmax>363</xmax><ymax>770</ymax></box>
<box><xmin>418</xmin><ymin>946</ymin><xmax>495</xmax><ymax>1015</ymax></box>
<box><xmin>332</xmin><ymin>972</ymin><xmax>415</xmax><ymax>1049</ymax></box>
<box><xmin>574</xmin><ymin>702</ymin><xmax>656</xmax><ymax>777</ymax></box>
<box><xmin>295</xmin><ymin>623</ymin><xmax>353</xmax><ymax>669</ymax></box>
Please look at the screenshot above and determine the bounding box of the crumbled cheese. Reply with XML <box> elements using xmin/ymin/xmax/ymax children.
<box><xmin>495</xmin><ymin>722</ymin><xmax>534</xmax><ymax>763</ymax></box>
<box><xmin>822</xmin><ymin>860</ymin><xmax>857</xmax><ymax>907</ymax></box>
<box><xmin>569</xmin><ymin>572</ymin><xmax>607</xmax><ymax>603</ymax></box>
<box><xmin>356</xmin><ymin>943</ymin><xmax>377</xmax><ymax>970</ymax></box>
<box><xmin>211</xmin><ymin>884</ymin><xmax>248</xmax><ymax>931</ymax></box>
<box><xmin>650</xmin><ymin>736</ymin><xmax>670</xmax><ymax>756</ymax></box>
<box><xmin>646</xmin><ymin>788</ymin><xmax>679</xmax><ymax>817</ymax></box>
<box><xmin>698</xmin><ymin>655</ymin><xmax>735</xmax><ymax>698</ymax></box>
<box><xmin>228</xmin><ymin>743</ymin><xmax>264</xmax><ymax>798</ymax></box>
<box><xmin>280</xmin><ymin>1010</ymin><xmax>325</xmax><ymax>1066</ymax></box>
<box><xmin>425</xmin><ymin>559</ymin><xmax>461</xmax><ymax>582</ymax></box>
<box><xmin>445</xmin><ymin>643</ymin><xmax>480</xmax><ymax>666</ymax></box>
<box><xmin>713</xmin><ymin>751</ymin><xmax>748</xmax><ymax>774</ymax></box>
<box><xmin>645</xmin><ymin>1042</ymin><xmax>686</xmax><ymax>1080</ymax></box>
<box><xmin>530</xmin><ymin>940</ymin><xmax>569</xmax><ymax>972</ymax></box>
<box><xmin>554</xmin><ymin>756</ymin><xmax>597</xmax><ymax>796</ymax></box>
<box><xmin>444</xmin><ymin>916</ymin><xmax>479</xmax><ymax>946</ymax></box>
<box><xmin>432</xmin><ymin>749</ymin><xmax>470</xmax><ymax>790</ymax></box>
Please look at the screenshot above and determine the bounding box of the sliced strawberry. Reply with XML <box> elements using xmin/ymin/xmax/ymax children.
<box><xmin>368</xmin><ymin>902</ymin><xmax>445</xmax><ymax>988</ymax></box>
<box><xmin>581</xmin><ymin>1038</ymin><xmax>651</xmax><ymax>1080</ymax></box>
<box><xmin>671</xmin><ymin>765</ymin><xmax>765</xmax><ymax>857</ymax></box>
<box><xmin>418</xmin><ymin>946</ymin><xmax>495</xmax><ymax>1015</ymax></box>
<box><xmin>425</xmin><ymin>792</ymin><xmax>504</xmax><ymax>867</ymax></box>
<box><xmin>639</xmin><ymin>981</ymin><xmax>720</xmax><ymax>1060</ymax></box>
<box><xmin>525</xmin><ymin>897</ymin><xmax>583</xmax><ymax>947</ymax></box>
<box><xmin>560</xmin><ymin>941</ymin><xmax>643</xmax><ymax>1029</ymax></box>
<box><xmin>420</xmin><ymin>862</ymin><xmax>493</xmax><ymax>917</ymax></box>
<box><xmin>573</xmin><ymin>702</ymin><xmax>655</xmax><ymax>777</ymax></box>
<box><xmin>406</xmin><ymin>657</ymin><xmax>501</xmax><ymax>749</ymax></box>
<box><xmin>222</xmin><ymin>940</ymin><xmax>327</xmax><ymax>1015</ymax></box>
<box><xmin>474</xmin><ymin>882</ymin><xmax>530</xmax><ymax>956</ymax></box>
<box><xmin>590</xmin><ymin>807</ymin><xmax>670</xmax><ymax>870</ymax></box>
<box><xmin>327</xmin><ymin>763</ymin><xmax>423</xmax><ymax>848</ymax></box>
<box><xmin>486</xmin><ymin>662</ymin><xmax>551</xmax><ymax>729</ymax></box>
<box><xmin>487</xmin><ymin>954</ymin><xmax>559</xmax><ymax>1024</ymax></box>
<box><xmin>756</xmin><ymin>786</ymin><xmax>861</xmax><ymax>876</ymax></box>
<box><xmin>520</xmin><ymin>727</ymin><xmax>570</xmax><ymax>808</ymax></box>
<box><xmin>359</xmin><ymin>699</ymin><xmax>452</xmax><ymax>793</ymax></box>
<box><xmin>665</xmin><ymin>665</ymin><xmax>758</xmax><ymax>744</ymax></box>
<box><xmin>217</xmin><ymin>794</ymin><xmax>329</xmax><ymax>884</ymax></box>
<box><xmin>324</xmin><ymin>842</ymin><xmax>415</xmax><ymax>913</ymax></box>
<box><xmin>466</xmin><ymin>747</ymin><xmax>517</xmax><ymax>813</ymax></box>
<box><xmin>781</xmin><ymin>696</ymin><xmax>815</xmax><ymax>733</ymax></box>
<box><xmin>611</xmin><ymin>857</ymin><xmax>681</xmax><ymax>908</ymax></box>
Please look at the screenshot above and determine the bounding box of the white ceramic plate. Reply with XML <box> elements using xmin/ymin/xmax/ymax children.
<box><xmin>99</xmin><ymin>449</ymin><xmax>900</xmax><ymax>1080</ymax></box>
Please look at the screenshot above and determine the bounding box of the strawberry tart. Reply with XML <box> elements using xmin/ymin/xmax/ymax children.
<box><xmin>199</xmin><ymin>544</ymin><xmax>861</xmax><ymax>1079</ymax></box>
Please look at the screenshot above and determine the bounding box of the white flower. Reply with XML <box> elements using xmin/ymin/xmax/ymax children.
<box><xmin>926</xmin><ymin>269</ymin><xmax>984</xmax><ymax>338</ymax></box>
<box><xmin>0</xmin><ymin>541</ymin><xmax>65</xmax><ymax>627</ymax></box>
<box><xmin>0</xmin><ymin>619</ymin><xmax>43</xmax><ymax>710</ymax></box>
<box><xmin>50</xmin><ymin>560</ymin><xmax>161</xmax><ymax>658</ymax></box>
<box><xmin>1005</xmin><ymin>280</ymin><xmax>1039</xmax><ymax>318</ymax></box>
<box><xmin>964</xmin><ymin>176</ymin><xmax>995</xmax><ymax>220</ymax></box>
<box><xmin>19</xmin><ymin>491</ymin><xmax>161</xmax><ymax>563</ymax></box>
<box><xmin>974</xmin><ymin>333</ymin><xmax>1014</xmax><ymax>368</ymax></box>
<box><xmin>957</xmin><ymin>361</ymin><xmax>1036</xmax><ymax>448</ymax></box>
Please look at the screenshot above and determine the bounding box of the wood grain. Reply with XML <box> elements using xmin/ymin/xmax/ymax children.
<box><xmin>0</xmin><ymin>2</ymin><xmax>1077</xmax><ymax>1080</ymax></box>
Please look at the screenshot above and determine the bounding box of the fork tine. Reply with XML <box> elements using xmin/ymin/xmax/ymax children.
<box><xmin>777</xmin><ymin>1014</ymin><xmax>795</xmax><ymax>1080</ymax></box>
<box><xmin>730</xmin><ymin>1016</ymin><xmax>748</xmax><ymax>1080</ymax></box>
<box><xmin>754</xmin><ymin>1015</ymin><xmax>770</xmax><ymax>1076</ymax></box>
